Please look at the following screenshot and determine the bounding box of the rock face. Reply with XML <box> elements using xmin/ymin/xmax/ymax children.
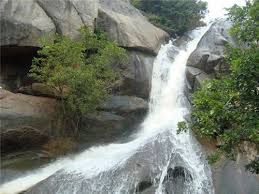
<box><xmin>1</xmin><ymin>0</ymin><xmax>168</xmax><ymax>54</ymax></box>
<box><xmin>97</xmin><ymin>0</ymin><xmax>168</xmax><ymax>55</ymax></box>
<box><xmin>1</xmin><ymin>0</ymin><xmax>167</xmax><ymax>97</ymax></box>
<box><xmin>114</xmin><ymin>51</ymin><xmax>155</xmax><ymax>98</ymax></box>
<box><xmin>0</xmin><ymin>89</ymin><xmax>58</xmax><ymax>153</ymax></box>
<box><xmin>186</xmin><ymin>19</ymin><xmax>237</xmax><ymax>91</ymax></box>
<box><xmin>0</xmin><ymin>0</ymin><xmax>98</xmax><ymax>46</ymax></box>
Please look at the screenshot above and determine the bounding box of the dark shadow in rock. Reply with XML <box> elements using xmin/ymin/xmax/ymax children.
<box><xmin>135</xmin><ymin>179</ymin><xmax>153</xmax><ymax>193</ymax></box>
<box><xmin>163</xmin><ymin>166</ymin><xmax>192</xmax><ymax>194</ymax></box>
<box><xmin>165</xmin><ymin>166</ymin><xmax>192</xmax><ymax>181</ymax></box>
<box><xmin>1</xmin><ymin>46</ymin><xmax>38</xmax><ymax>91</ymax></box>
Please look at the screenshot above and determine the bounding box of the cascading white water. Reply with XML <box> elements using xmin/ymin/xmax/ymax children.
<box><xmin>0</xmin><ymin>27</ymin><xmax>212</xmax><ymax>194</ymax></box>
<box><xmin>0</xmin><ymin>1</ymin><xmax>246</xmax><ymax>193</ymax></box>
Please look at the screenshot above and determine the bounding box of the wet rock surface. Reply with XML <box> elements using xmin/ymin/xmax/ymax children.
<box><xmin>163</xmin><ymin>166</ymin><xmax>193</xmax><ymax>194</ymax></box>
<box><xmin>24</xmin><ymin>130</ymin><xmax>213</xmax><ymax>194</ymax></box>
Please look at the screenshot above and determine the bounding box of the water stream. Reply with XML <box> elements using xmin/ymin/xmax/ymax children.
<box><xmin>0</xmin><ymin>1</ymin><xmax>246</xmax><ymax>193</ymax></box>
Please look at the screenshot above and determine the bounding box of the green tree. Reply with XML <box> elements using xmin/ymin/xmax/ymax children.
<box><xmin>29</xmin><ymin>27</ymin><xmax>127</xmax><ymax>131</ymax></box>
<box><xmin>131</xmin><ymin>0</ymin><xmax>207</xmax><ymax>36</ymax></box>
<box><xmin>178</xmin><ymin>1</ymin><xmax>259</xmax><ymax>174</ymax></box>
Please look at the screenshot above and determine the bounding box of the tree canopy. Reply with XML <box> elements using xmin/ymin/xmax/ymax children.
<box><xmin>131</xmin><ymin>0</ymin><xmax>207</xmax><ymax>37</ymax></box>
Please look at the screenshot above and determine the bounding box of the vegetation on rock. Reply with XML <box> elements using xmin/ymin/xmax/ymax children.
<box><xmin>29</xmin><ymin>27</ymin><xmax>127</xmax><ymax>132</ymax></box>
<box><xmin>131</xmin><ymin>0</ymin><xmax>207</xmax><ymax>37</ymax></box>
<box><xmin>178</xmin><ymin>1</ymin><xmax>259</xmax><ymax>174</ymax></box>
<box><xmin>42</xmin><ymin>137</ymin><xmax>77</xmax><ymax>158</ymax></box>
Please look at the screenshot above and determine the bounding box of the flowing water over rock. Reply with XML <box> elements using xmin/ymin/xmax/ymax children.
<box><xmin>0</xmin><ymin>25</ymin><xmax>213</xmax><ymax>194</ymax></box>
<box><xmin>0</xmin><ymin>1</ymin><xmax>247</xmax><ymax>193</ymax></box>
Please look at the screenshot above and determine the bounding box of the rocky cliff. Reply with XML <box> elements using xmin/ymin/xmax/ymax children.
<box><xmin>0</xmin><ymin>0</ymin><xmax>168</xmax><ymax>153</ymax></box>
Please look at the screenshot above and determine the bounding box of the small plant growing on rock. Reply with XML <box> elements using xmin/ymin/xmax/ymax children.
<box><xmin>29</xmin><ymin>27</ymin><xmax>127</xmax><ymax>132</ymax></box>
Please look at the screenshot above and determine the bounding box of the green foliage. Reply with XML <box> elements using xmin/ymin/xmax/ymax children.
<box><xmin>245</xmin><ymin>158</ymin><xmax>259</xmax><ymax>174</ymax></box>
<box><xmin>186</xmin><ymin>46</ymin><xmax>259</xmax><ymax>172</ymax></box>
<box><xmin>177</xmin><ymin>121</ymin><xmax>188</xmax><ymax>134</ymax></box>
<box><xmin>131</xmin><ymin>0</ymin><xmax>207</xmax><ymax>36</ymax></box>
<box><xmin>29</xmin><ymin>27</ymin><xmax>127</xmax><ymax>131</ymax></box>
<box><xmin>179</xmin><ymin>1</ymin><xmax>259</xmax><ymax>173</ymax></box>
<box><xmin>207</xmin><ymin>151</ymin><xmax>221</xmax><ymax>165</ymax></box>
<box><xmin>227</xmin><ymin>0</ymin><xmax>259</xmax><ymax>44</ymax></box>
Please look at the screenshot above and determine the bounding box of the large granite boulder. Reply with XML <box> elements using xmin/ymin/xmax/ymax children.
<box><xmin>186</xmin><ymin>19</ymin><xmax>237</xmax><ymax>91</ymax></box>
<box><xmin>0</xmin><ymin>0</ymin><xmax>98</xmax><ymax>47</ymax></box>
<box><xmin>0</xmin><ymin>89</ymin><xmax>59</xmax><ymax>153</ymax></box>
<box><xmin>1</xmin><ymin>0</ymin><xmax>168</xmax><ymax>54</ymax></box>
<box><xmin>1</xmin><ymin>0</ymin><xmax>168</xmax><ymax>98</ymax></box>
<box><xmin>97</xmin><ymin>0</ymin><xmax>169</xmax><ymax>55</ymax></box>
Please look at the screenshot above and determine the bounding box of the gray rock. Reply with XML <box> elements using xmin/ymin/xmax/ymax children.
<box><xmin>0</xmin><ymin>0</ymin><xmax>98</xmax><ymax>46</ymax></box>
<box><xmin>98</xmin><ymin>95</ymin><xmax>148</xmax><ymax>114</ymax></box>
<box><xmin>0</xmin><ymin>0</ymin><xmax>56</xmax><ymax>47</ymax></box>
<box><xmin>185</xmin><ymin>66</ymin><xmax>203</xmax><ymax>90</ymax></box>
<box><xmin>83</xmin><ymin>111</ymin><xmax>126</xmax><ymax>134</ymax></box>
<box><xmin>1</xmin><ymin>0</ymin><xmax>167</xmax><ymax>54</ymax></box>
<box><xmin>114</xmin><ymin>51</ymin><xmax>155</xmax><ymax>98</ymax></box>
<box><xmin>80</xmin><ymin>111</ymin><xmax>128</xmax><ymax>144</ymax></box>
<box><xmin>1</xmin><ymin>0</ymin><xmax>167</xmax><ymax>98</ymax></box>
<box><xmin>212</xmin><ymin>155</ymin><xmax>259</xmax><ymax>194</ymax></box>
<box><xmin>186</xmin><ymin>19</ymin><xmax>237</xmax><ymax>91</ymax></box>
<box><xmin>79</xmin><ymin>95</ymin><xmax>148</xmax><ymax>144</ymax></box>
<box><xmin>86</xmin><ymin>111</ymin><xmax>125</xmax><ymax>122</ymax></box>
<box><xmin>200</xmin><ymin>138</ymin><xmax>259</xmax><ymax>194</ymax></box>
<box><xmin>97</xmin><ymin>0</ymin><xmax>169</xmax><ymax>54</ymax></box>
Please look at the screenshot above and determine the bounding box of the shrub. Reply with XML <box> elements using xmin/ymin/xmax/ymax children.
<box><xmin>29</xmin><ymin>27</ymin><xmax>127</xmax><ymax>131</ymax></box>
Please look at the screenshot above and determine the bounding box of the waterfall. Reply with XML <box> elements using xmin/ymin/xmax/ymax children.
<box><xmin>0</xmin><ymin>26</ymin><xmax>213</xmax><ymax>194</ymax></box>
<box><xmin>0</xmin><ymin>1</ymin><xmax>246</xmax><ymax>193</ymax></box>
